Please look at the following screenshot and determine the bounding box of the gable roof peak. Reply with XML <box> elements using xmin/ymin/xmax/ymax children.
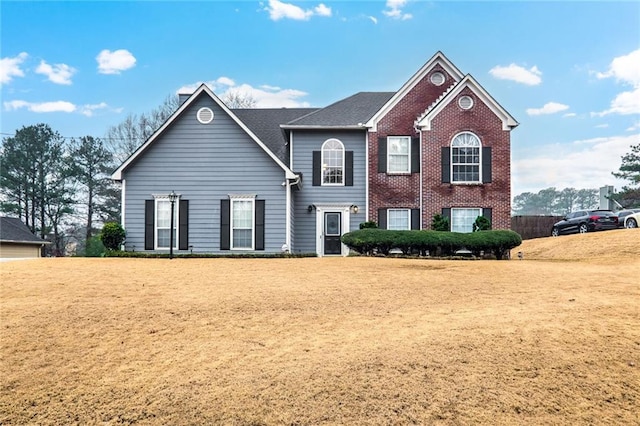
<box><xmin>364</xmin><ymin>51</ymin><xmax>465</xmax><ymax>131</ymax></box>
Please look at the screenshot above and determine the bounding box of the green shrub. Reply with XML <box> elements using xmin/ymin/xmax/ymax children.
<box><xmin>84</xmin><ymin>236</ymin><xmax>106</xmax><ymax>257</ymax></box>
<box><xmin>341</xmin><ymin>228</ymin><xmax>522</xmax><ymax>260</ymax></box>
<box><xmin>359</xmin><ymin>221</ymin><xmax>378</xmax><ymax>229</ymax></box>
<box><xmin>431</xmin><ymin>214</ymin><xmax>450</xmax><ymax>231</ymax></box>
<box><xmin>100</xmin><ymin>222</ymin><xmax>126</xmax><ymax>251</ymax></box>
<box><xmin>473</xmin><ymin>216</ymin><xmax>492</xmax><ymax>232</ymax></box>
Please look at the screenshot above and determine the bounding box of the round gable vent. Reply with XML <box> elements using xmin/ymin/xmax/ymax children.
<box><xmin>197</xmin><ymin>107</ymin><xmax>214</xmax><ymax>124</ymax></box>
<box><xmin>430</xmin><ymin>72</ymin><xmax>445</xmax><ymax>86</ymax></box>
<box><xmin>458</xmin><ymin>95</ymin><xmax>474</xmax><ymax>110</ymax></box>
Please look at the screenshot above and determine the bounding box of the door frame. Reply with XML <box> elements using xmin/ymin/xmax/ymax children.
<box><xmin>314</xmin><ymin>203</ymin><xmax>352</xmax><ymax>257</ymax></box>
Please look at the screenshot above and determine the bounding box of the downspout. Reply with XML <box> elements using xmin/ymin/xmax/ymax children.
<box><xmin>120</xmin><ymin>179</ymin><xmax>126</xmax><ymax>250</ymax></box>
<box><xmin>418</xmin><ymin>127</ymin><xmax>423</xmax><ymax>229</ymax></box>
<box><xmin>284</xmin><ymin>131</ymin><xmax>296</xmax><ymax>253</ymax></box>
<box><xmin>364</xmin><ymin>127</ymin><xmax>370</xmax><ymax>222</ymax></box>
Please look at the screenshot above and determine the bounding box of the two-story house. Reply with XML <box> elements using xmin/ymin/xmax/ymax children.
<box><xmin>112</xmin><ymin>52</ymin><xmax>518</xmax><ymax>256</ymax></box>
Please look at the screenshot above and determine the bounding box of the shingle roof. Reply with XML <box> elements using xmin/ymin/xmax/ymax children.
<box><xmin>232</xmin><ymin>108</ymin><xmax>318</xmax><ymax>162</ymax></box>
<box><xmin>285</xmin><ymin>92</ymin><xmax>395</xmax><ymax>127</ymax></box>
<box><xmin>0</xmin><ymin>217</ymin><xmax>48</xmax><ymax>244</ymax></box>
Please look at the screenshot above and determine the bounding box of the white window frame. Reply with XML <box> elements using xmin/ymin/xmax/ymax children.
<box><xmin>451</xmin><ymin>132</ymin><xmax>481</xmax><ymax>184</ymax></box>
<box><xmin>387</xmin><ymin>136</ymin><xmax>411</xmax><ymax>174</ymax></box>
<box><xmin>230</xmin><ymin>197</ymin><xmax>255</xmax><ymax>250</ymax></box>
<box><xmin>451</xmin><ymin>208</ymin><xmax>482</xmax><ymax>233</ymax></box>
<box><xmin>387</xmin><ymin>209</ymin><xmax>411</xmax><ymax>230</ymax></box>
<box><xmin>321</xmin><ymin>138</ymin><xmax>345</xmax><ymax>186</ymax></box>
<box><xmin>154</xmin><ymin>195</ymin><xmax>179</xmax><ymax>250</ymax></box>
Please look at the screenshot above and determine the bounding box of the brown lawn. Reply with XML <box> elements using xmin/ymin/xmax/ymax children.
<box><xmin>1</xmin><ymin>229</ymin><xmax>639</xmax><ymax>425</ymax></box>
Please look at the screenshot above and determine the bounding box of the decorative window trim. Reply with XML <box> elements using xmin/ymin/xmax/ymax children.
<box><xmin>458</xmin><ymin>95</ymin><xmax>474</xmax><ymax>110</ymax></box>
<box><xmin>230</xmin><ymin>195</ymin><xmax>256</xmax><ymax>250</ymax></box>
<box><xmin>321</xmin><ymin>138</ymin><xmax>345</xmax><ymax>186</ymax></box>
<box><xmin>197</xmin><ymin>107</ymin><xmax>214</xmax><ymax>124</ymax></box>
<box><xmin>451</xmin><ymin>208</ymin><xmax>482</xmax><ymax>233</ymax></box>
<box><xmin>451</xmin><ymin>132</ymin><xmax>482</xmax><ymax>184</ymax></box>
<box><xmin>153</xmin><ymin>194</ymin><xmax>180</xmax><ymax>250</ymax></box>
<box><xmin>387</xmin><ymin>209</ymin><xmax>410</xmax><ymax>230</ymax></box>
<box><xmin>387</xmin><ymin>136</ymin><xmax>411</xmax><ymax>174</ymax></box>
<box><xmin>430</xmin><ymin>72</ymin><xmax>445</xmax><ymax>86</ymax></box>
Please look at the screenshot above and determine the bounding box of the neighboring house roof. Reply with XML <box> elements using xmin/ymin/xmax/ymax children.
<box><xmin>0</xmin><ymin>217</ymin><xmax>49</xmax><ymax>245</ymax></box>
<box><xmin>111</xmin><ymin>84</ymin><xmax>302</xmax><ymax>181</ymax></box>
<box><xmin>416</xmin><ymin>74</ymin><xmax>519</xmax><ymax>131</ymax></box>
<box><xmin>232</xmin><ymin>108</ymin><xmax>318</xmax><ymax>163</ymax></box>
<box><xmin>282</xmin><ymin>92</ymin><xmax>395</xmax><ymax>128</ymax></box>
<box><xmin>365</xmin><ymin>51</ymin><xmax>465</xmax><ymax>131</ymax></box>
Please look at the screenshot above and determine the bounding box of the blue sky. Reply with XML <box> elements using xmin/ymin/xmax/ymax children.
<box><xmin>1</xmin><ymin>0</ymin><xmax>639</xmax><ymax>197</ymax></box>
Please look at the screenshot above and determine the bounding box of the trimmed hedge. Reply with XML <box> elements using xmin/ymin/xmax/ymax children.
<box><xmin>104</xmin><ymin>251</ymin><xmax>317</xmax><ymax>259</ymax></box>
<box><xmin>341</xmin><ymin>229</ymin><xmax>522</xmax><ymax>260</ymax></box>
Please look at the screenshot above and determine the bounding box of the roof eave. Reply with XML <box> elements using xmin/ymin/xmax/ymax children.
<box><xmin>280</xmin><ymin>125</ymin><xmax>367</xmax><ymax>130</ymax></box>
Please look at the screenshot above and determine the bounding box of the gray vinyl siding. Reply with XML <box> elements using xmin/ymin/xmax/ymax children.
<box><xmin>291</xmin><ymin>130</ymin><xmax>366</xmax><ymax>253</ymax></box>
<box><xmin>122</xmin><ymin>93</ymin><xmax>289</xmax><ymax>253</ymax></box>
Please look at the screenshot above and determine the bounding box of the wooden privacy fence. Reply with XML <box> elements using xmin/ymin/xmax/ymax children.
<box><xmin>511</xmin><ymin>215</ymin><xmax>564</xmax><ymax>240</ymax></box>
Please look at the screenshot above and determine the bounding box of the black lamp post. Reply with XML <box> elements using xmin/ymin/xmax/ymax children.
<box><xmin>168</xmin><ymin>190</ymin><xmax>178</xmax><ymax>259</ymax></box>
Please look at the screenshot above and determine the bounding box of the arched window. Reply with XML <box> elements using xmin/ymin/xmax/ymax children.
<box><xmin>322</xmin><ymin>139</ymin><xmax>344</xmax><ymax>185</ymax></box>
<box><xmin>451</xmin><ymin>132</ymin><xmax>481</xmax><ymax>183</ymax></box>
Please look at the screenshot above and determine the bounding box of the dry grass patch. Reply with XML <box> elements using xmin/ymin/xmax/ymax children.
<box><xmin>1</xmin><ymin>231</ymin><xmax>639</xmax><ymax>425</ymax></box>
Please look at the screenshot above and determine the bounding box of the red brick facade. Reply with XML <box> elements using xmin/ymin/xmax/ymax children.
<box><xmin>368</xmin><ymin>61</ymin><xmax>514</xmax><ymax>230</ymax></box>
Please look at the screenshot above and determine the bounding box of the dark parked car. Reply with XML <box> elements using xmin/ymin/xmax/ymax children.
<box><xmin>551</xmin><ymin>210</ymin><xmax>618</xmax><ymax>236</ymax></box>
<box><xmin>616</xmin><ymin>209</ymin><xmax>640</xmax><ymax>228</ymax></box>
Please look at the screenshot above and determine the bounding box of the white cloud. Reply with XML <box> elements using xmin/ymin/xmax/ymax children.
<box><xmin>96</xmin><ymin>49</ymin><xmax>136</xmax><ymax>74</ymax></box>
<box><xmin>80</xmin><ymin>102</ymin><xmax>109</xmax><ymax>117</ymax></box>
<box><xmin>368</xmin><ymin>16</ymin><xmax>378</xmax><ymax>24</ymax></box>
<box><xmin>0</xmin><ymin>52</ymin><xmax>28</xmax><ymax>85</ymax></box>
<box><xmin>4</xmin><ymin>100</ymin><xmax>76</xmax><ymax>113</ymax></box>
<box><xmin>216</xmin><ymin>76</ymin><xmax>236</xmax><ymax>87</ymax></box>
<box><xmin>35</xmin><ymin>60</ymin><xmax>76</xmax><ymax>85</ymax></box>
<box><xmin>512</xmin><ymin>133</ymin><xmax>636</xmax><ymax>195</ymax></box>
<box><xmin>595</xmin><ymin>124</ymin><xmax>609</xmax><ymax>129</ymax></box>
<box><xmin>176</xmin><ymin>78</ymin><xmax>310</xmax><ymax>108</ymax></box>
<box><xmin>314</xmin><ymin>3</ymin><xmax>332</xmax><ymax>17</ymax></box>
<box><xmin>489</xmin><ymin>64</ymin><xmax>542</xmax><ymax>86</ymax></box>
<box><xmin>593</xmin><ymin>49</ymin><xmax>640</xmax><ymax>117</ymax></box>
<box><xmin>563</xmin><ymin>112</ymin><xmax>577</xmax><ymax>118</ymax></box>
<box><xmin>383</xmin><ymin>0</ymin><xmax>412</xmax><ymax>20</ymax></box>
<box><xmin>592</xmin><ymin>87</ymin><xmax>640</xmax><ymax>117</ymax></box>
<box><xmin>263</xmin><ymin>0</ymin><xmax>331</xmax><ymax>21</ymax></box>
<box><xmin>4</xmin><ymin>99</ymin><xmax>117</xmax><ymax>116</ymax></box>
<box><xmin>526</xmin><ymin>102</ymin><xmax>570</xmax><ymax>116</ymax></box>
<box><xmin>596</xmin><ymin>48</ymin><xmax>640</xmax><ymax>86</ymax></box>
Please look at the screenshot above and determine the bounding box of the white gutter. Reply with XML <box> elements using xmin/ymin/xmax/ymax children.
<box><xmin>365</xmin><ymin>130</ymin><xmax>370</xmax><ymax>222</ymax></box>
<box><xmin>120</xmin><ymin>179</ymin><xmax>126</xmax><ymax>230</ymax></box>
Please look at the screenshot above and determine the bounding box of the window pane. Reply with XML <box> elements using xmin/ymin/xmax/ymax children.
<box><xmin>157</xmin><ymin>201</ymin><xmax>170</xmax><ymax>227</ymax></box>
<box><xmin>452</xmin><ymin>208</ymin><xmax>481</xmax><ymax>233</ymax></box>
<box><xmin>388</xmin><ymin>137</ymin><xmax>410</xmax><ymax>173</ymax></box>
<box><xmin>233</xmin><ymin>229</ymin><xmax>252</xmax><ymax>248</ymax></box>
<box><xmin>232</xmin><ymin>200</ymin><xmax>254</xmax><ymax>249</ymax></box>
<box><xmin>322</xmin><ymin>139</ymin><xmax>344</xmax><ymax>185</ymax></box>
<box><xmin>388</xmin><ymin>210</ymin><xmax>409</xmax><ymax>230</ymax></box>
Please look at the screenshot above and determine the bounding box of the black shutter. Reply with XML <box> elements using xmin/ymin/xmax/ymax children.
<box><xmin>482</xmin><ymin>208</ymin><xmax>492</xmax><ymax>229</ymax></box>
<box><xmin>179</xmin><ymin>200</ymin><xmax>189</xmax><ymax>250</ymax></box>
<box><xmin>378</xmin><ymin>208</ymin><xmax>387</xmax><ymax>229</ymax></box>
<box><xmin>441</xmin><ymin>147</ymin><xmax>451</xmax><ymax>183</ymax></box>
<box><xmin>411</xmin><ymin>137</ymin><xmax>420</xmax><ymax>173</ymax></box>
<box><xmin>411</xmin><ymin>209</ymin><xmax>421</xmax><ymax>230</ymax></box>
<box><xmin>220</xmin><ymin>199</ymin><xmax>230</xmax><ymax>250</ymax></box>
<box><xmin>442</xmin><ymin>208</ymin><xmax>451</xmax><ymax>231</ymax></box>
<box><xmin>482</xmin><ymin>147</ymin><xmax>492</xmax><ymax>183</ymax></box>
<box><xmin>255</xmin><ymin>200</ymin><xmax>265</xmax><ymax>251</ymax></box>
<box><xmin>144</xmin><ymin>200</ymin><xmax>154</xmax><ymax>250</ymax></box>
<box><xmin>312</xmin><ymin>151</ymin><xmax>321</xmax><ymax>186</ymax></box>
<box><xmin>345</xmin><ymin>151</ymin><xmax>353</xmax><ymax>186</ymax></box>
<box><xmin>378</xmin><ymin>137</ymin><xmax>387</xmax><ymax>173</ymax></box>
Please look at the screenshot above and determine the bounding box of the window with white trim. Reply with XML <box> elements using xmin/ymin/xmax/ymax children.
<box><xmin>231</xmin><ymin>198</ymin><xmax>254</xmax><ymax>250</ymax></box>
<box><xmin>451</xmin><ymin>132</ymin><xmax>481</xmax><ymax>183</ymax></box>
<box><xmin>322</xmin><ymin>139</ymin><xmax>344</xmax><ymax>185</ymax></box>
<box><xmin>387</xmin><ymin>136</ymin><xmax>411</xmax><ymax>173</ymax></box>
<box><xmin>388</xmin><ymin>209</ymin><xmax>410</xmax><ymax>230</ymax></box>
<box><xmin>451</xmin><ymin>208</ymin><xmax>481</xmax><ymax>233</ymax></box>
<box><xmin>155</xmin><ymin>198</ymin><xmax>179</xmax><ymax>249</ymax></box>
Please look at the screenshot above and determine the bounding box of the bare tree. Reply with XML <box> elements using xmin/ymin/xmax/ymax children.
<box><xmin>222</xmin><ymin>90</ymin><xmax>257</xmax><ymax>109</ymax></box>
